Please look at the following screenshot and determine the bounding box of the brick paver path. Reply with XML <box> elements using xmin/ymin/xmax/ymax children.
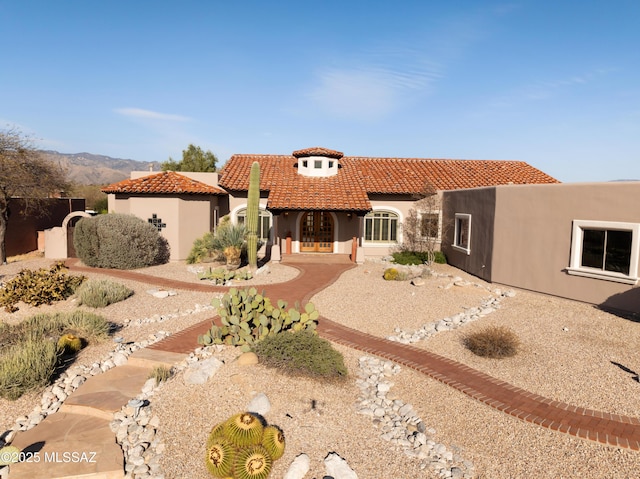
<box><xmin>67</xmin><ymin>257</ymin><xmax>640</xmax><ymax>451</ymax></box>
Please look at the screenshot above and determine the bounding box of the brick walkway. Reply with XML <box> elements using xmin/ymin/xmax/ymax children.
<box><xmin>67</xmin><ymin>257</ymin><xmax>640</xmax><ymax>451</ymax></box>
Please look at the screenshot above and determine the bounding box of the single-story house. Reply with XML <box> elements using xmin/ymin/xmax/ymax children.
<box><xmin>102</xmin><ymin>147</ymin><xmax>558</xmax><ymax>263</ymax></box>
<box><xmin>441</xmin><ymin>182</ymin><xmax>640</xmax><ymax>314</ymax></box>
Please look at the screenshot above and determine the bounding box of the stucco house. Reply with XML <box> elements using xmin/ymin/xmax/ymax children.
<box><xmin>441</xmin><ymin>181</ymin><xmax>640</xmax><ymax>314</ymax></box>
<box><xmin>102</xmin><ymin>146</ymin><xmax>558</xmax><ymax>263</ymax></box>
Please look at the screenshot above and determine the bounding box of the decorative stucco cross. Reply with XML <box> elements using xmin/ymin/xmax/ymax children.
<box><xmin>148</xmin><ymin>214</ymin><xmax>166</xmax><ymax>232</ymax></box>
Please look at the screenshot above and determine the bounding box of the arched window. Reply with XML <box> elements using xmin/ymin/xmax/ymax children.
<box><xmin>236</xmin><ymin>208</ymin><xmax>272</xmax><ymax>242</ymax></box>
<box><xmin>364</xmin><ymin>210</ymin><xmax>398</xmax><ymax>243</ymax></box>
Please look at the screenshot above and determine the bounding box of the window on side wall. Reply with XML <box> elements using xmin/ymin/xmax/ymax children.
<box><xmin>420</xmin><ymin>212</ymin><xmax>440</xmax><ymax>239</ymax></box>
<box><xmin>364</xmin><ymin>210</ymin><xmax>398</xmax><ymax>243</ymax></box>
<box><xmin>236</xmin><ymin>208</ymin><xmax>273</xmax><ymax>242</ymax></box>
<box><xmin>568</xmin><ymin>220</ymin><xmax>639</xmax><ymax>284</ymax></box>
<box><xmin>453</xmin><ymin>213</ymin><xmax>471</xmax><ymax>254</ymax></box>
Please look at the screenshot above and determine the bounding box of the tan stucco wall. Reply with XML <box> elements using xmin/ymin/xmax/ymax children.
<box><xmin>444</xmin><ymin>182</ymin><xmax>640</xmax><ymax>313</ymax></box>
<box><xmin>109</xmin><ymin>194</ymin><xmax>215</xmax><ymax>261</ymax></box>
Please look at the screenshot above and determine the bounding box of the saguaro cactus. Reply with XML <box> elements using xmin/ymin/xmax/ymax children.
<box><xmin>246</xmin><ymin>161</ymin><xmax>260</xmax><ymax>270</ymax></box>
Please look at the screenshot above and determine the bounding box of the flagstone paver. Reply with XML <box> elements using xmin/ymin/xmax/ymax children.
<box><xmin>7</xmin><ymin>255</ymin><xmax>639</xmax><ymax>479</ymax></box>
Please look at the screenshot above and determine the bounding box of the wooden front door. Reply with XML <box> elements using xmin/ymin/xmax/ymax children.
<box><xmin>300</xmin><ymin>211</ymin><xmax>333</xmax><ymax>252</ymax></box>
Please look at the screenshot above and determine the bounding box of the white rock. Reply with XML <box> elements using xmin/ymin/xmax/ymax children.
<box><xmin>247</xmin><ymin>392</ymin><xmax>271</xmax><ymax>415</ymax></box>
<box><xmin>283</xmin><ymin>453</ymin><xmax>310</xmax><ymax>479</ymax></box>
<box><xmin>183</xmin><ymin>357</ymin><xmax>223</xmax><ymax>385</ymax></box>
<box><xmin>324</xmin><ymin>452</ymin><xmax>358</xmax><ymax>479</ymax></box>
<box><xmin>112</xmin><ymin>352</ymin><xmax>128</xmax><ymax>366</ymax></box>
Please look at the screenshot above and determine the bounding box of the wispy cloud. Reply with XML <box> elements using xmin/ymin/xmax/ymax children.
<box><xmin>115</xmin><ymin>108</ymin><xmax>191</xmax><ymax>122</ymax></box>
<box><xmin>306</xmin><ymin>49</ymin><xmax>442</xmax><ymax>121</ymax></box>
<box><xmin>485</xmin><ymin>69</ymin><xmax>612</xmax><ymax>108</ymax></box>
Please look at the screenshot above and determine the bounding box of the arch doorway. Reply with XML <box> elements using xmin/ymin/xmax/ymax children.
<box><xmin>300</xmin><ymin>211</ymin><xmax>333</xmax><ymax>252</ymax></box>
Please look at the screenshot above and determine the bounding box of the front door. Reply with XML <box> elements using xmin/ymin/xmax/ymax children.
<box><xmin>300</xmin><ymin>211</ymin><xmax>333</xmax><ymax>252</ymax></box>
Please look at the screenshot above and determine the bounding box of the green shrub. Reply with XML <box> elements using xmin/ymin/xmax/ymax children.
<box><xmin>0</xmin><ymin>311</ymin><xmax>111</xmax><ymax>400</ymax></box>
<box><xmin>0</xmin><ymin>310</ymin><xmax>111</xmax><ymax>350</ymax></box>
<box><xmin>463</xmin><ymin>325</ymin><xmax>520</xmax><ymax>358</ymax></box>
<box><xmin>254</xmin><ymin>330</ymin><xmax>348</xmax><ymax>380</ymax></box>
<box><xmin>392</xmin><ymin>250</ymin><xmax>447</xmax><ymax>265</ymax></box>
<box><xmin>186</xmin><ymin>231</ymin><xmax>219</xmax><ymax>264</ymax></box>
<box><xmin>75</xmin><ymin>279</ymin><xmax>134</xmax><ymax>307</ymax></box>
<box><xmin>148</xmin><ymin>365</ymin><xmax>173</xmax><ymax>384</ymax></box>
<box><xmin>0</xmin><ymin>261</ymin><xmax>86</xmax><ymax>312</ymax></box>
<box><xmin>74</xmin><ymin>213</ymin><xmax>170</xmax><ymax>269</ymax></box>
<box><xmin>0</xmin><ymin>338</ymin><xmax>59</xmax><ymax>400</ymax></box>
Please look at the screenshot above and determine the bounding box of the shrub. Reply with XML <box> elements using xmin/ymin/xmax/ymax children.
<box><xmin>392</xmin><ymin>250</ymin><xmax>446</xmax><ymax>265</ymax></box>
<box><xmin>0</xmin><ymin>338</ymin><xmax>59</xmax><ymax>400</ymax></box>
<box><xmin>0</xmin><ymin>310</ymin><xmax>111</xmax><ymax>351</ymax></box>
<box><xmin>148</xmin><ymin>365</ymin><xmax>173</xmax><ymax>384</ymax></box>
<box><xmin>74</xmin><ymin>213</ymin><xmax>170</xmax><ymax>269</ymax></box>
<box><xmin>186</xmin><ymin>231</ymin><xmax>219</xmax><ymax>264</ymax></box>
<box><xmin>463</xmin><ymin>325</ymin><xmax>520</xmax><ymax>358</ymax></box>
<box><xmin>254</xmin><ymin>330</ymin><xmax>348</xmax><ymax>380</ymax></box>
<box><xmin>75</xmin><ymin>279</ymin><xmax>134</xmax><ymax>308</ymax></box>
<box><xmin>0</xmin><ymin>261</ymin><xmax>86</xmax><ymax>312</ymax></box>
<box><xmin>0</xmin><ymin>311</ymin><xmax>111</xmax><ymax>399</ymax></box>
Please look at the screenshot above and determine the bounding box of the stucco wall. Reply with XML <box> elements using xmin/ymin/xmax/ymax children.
<box><xmin>444</xmin><ymin>182</ymin><xmax>640</xmax><ymax>313</ymax></box>
<box><xmin>492</xmin><ymin>182</ymin><xmax>640</xmax><ymax>312</ymax></box>
<box><xmin>110</xmin><ymin>194</ymin><xmax>216</xmax><ymax>261</ymax></box>
<box><xmin>441</xmin><ymin>188</ymin><xmax>496</xmax><ymax>281</ymax></box>
<box><xmin>5</xmin><ymin>198</ymin><xmax>86</xmax><ymax>257</ymax></box>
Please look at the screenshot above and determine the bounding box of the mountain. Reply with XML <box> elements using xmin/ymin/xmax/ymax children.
<box><xmin>40</xmin><ymin>150</ymin><xmax>161</xmax><ymax>185</ymax></box>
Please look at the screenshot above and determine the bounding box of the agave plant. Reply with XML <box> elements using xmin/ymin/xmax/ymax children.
<box><xmin>211</xmin><ymin>223</ymin><xmax>246</xmax><ymax>269</ymax></box>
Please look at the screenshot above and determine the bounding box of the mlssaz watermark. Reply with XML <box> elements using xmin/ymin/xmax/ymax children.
<box><xmin>0</xmin><ymin>451</ymin><xmax>97</xmax><ymax>463</ymax></box>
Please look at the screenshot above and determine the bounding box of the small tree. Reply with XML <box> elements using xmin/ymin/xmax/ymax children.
<box><xmin>0</xmin><ymin>127</ymin><xmax>69</xmax><ymax>264</ymax></box>
<box><xmin>161</xmin><ymin>144</ymin><xmax>217</xmax><ymax>172</ymax></box>
<box><xmin>399</xmin><ymin>181</ymin><xmax>444</xmax><ymax>264</ymax></box>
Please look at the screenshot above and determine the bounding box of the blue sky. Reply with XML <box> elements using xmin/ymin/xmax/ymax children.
<box><xmin>1</xmin><ymin>1</ymin><xmax>639</xmax><ymax>182</ymax></box>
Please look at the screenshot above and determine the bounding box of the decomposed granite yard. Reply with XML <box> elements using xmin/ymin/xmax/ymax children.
<box><xmin>1</xmin><ymin>254</ymin><xmax>639</xmax><ymax>479</ymax></box>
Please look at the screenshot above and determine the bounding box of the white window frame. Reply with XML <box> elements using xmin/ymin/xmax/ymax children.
<box><xmin>235</xmin><ymin>207</ymin><xmax>273</xmax><ymax>242</ymax></box>
<box><xmin>363</xmin><ymin>209</ymin><xmax>400</xmax><ymax>245</ymax></box>
<box><xmin>452</xmin><ymin>213</ymin><xmax>471</xmax><ymax>255</ymax></box>
<box><xmin>567</xmin><ymin>220</ymin><xmax>639</xmax><ymax>285</ymax></box>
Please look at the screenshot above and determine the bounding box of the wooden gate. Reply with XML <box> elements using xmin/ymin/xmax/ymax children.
<box><xmin>300</xmin><ymin>211</ymin><xmax>333</xmax><ymax>252</ymax></box>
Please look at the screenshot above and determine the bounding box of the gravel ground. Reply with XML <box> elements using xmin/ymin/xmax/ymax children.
<box><xmin>1</xmin><ymin>255</ymin><xmax>640</xmax><ymax>479</ymax></box>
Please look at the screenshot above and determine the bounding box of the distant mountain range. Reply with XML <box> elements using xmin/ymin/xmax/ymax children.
<box><xmin>40</xmin><ymin>150</ymin><xmax>161</xmax><ymax>185</ymax></box>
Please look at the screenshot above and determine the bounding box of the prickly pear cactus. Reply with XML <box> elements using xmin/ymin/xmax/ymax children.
<box><xmin>197</xmin><ymin>288</ymin><xmax>319</xmax><ymax>350</ymax></box>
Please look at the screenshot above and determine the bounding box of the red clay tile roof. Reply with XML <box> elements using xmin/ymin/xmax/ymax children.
<box><xmin>101</xmin><ymin>171</ymin><xmax>226</xmax><ymax>195</ymax></box>
<box><xmin>218</xmin><ymin>149</ymin><xmax>559</xmax><ymax>211</ymax></box>
<box><xmin>292</xmin><ymin>147</ymin><xmax>344</xmax><ymax>159</ymax></box>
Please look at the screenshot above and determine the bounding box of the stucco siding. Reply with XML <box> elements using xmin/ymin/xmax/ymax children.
<box><xmin>493</xmin><ymin>182</ymin><xmax>640</xmax><ymax>311</ymax></box>
<box><xmin>441</xmin><ymin>189</ymin><xmax>496</xmax><ymax>281</ymax></box>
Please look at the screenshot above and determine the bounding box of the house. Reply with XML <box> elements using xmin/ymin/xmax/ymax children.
<box><xmin>102</xmin><ymin>147</ymin><xmax>558</xmax><ymax>262</ymax></box>
<box><xmin>441</xmin><ymin>182</ymin><xmax>640</xmax><ymax>314</ymax></box>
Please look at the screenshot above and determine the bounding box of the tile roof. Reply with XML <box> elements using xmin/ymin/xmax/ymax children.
<box><xmin>101</xmin><ymin>171</ymin><xmax>226</xmax><ymax>195</ymax></box>
<box><xmin>292</xmin><ymin>147</ymin><xmax>344</xmax><ymax>159</ymax></box>
<box><xmin>218</xmin><ymin>149</ymin><xmax>559</xmax><ymax>211</ymax></box>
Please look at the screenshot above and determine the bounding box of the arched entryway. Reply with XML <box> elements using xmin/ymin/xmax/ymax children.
<box><xmin>299</xmin><ymin>211</ymin><xmax>333</xmax><ymax>252</ymax></box>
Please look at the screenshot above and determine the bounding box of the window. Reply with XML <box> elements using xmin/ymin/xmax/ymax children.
<box><xmin>568</xmin><ymin>220</ymin><xmax>639</xmax><ymax>284</ymax></box>
<box><xmin>236</xmin><ymin>208</ymin><xmax>273</xmax><ymax>242</ymax></box>
<box><xmin>453</xmin><ymin>214</ymin><xmax>471</xmax><ymax>254</ymax></box>
<box><xmin>314</xmin><ymin>160</ymin><xmax>322</xmax><ymax>169</ymax></box>
<box><xmin>302</xmin><ymin>160</ymin><xmax>308</xmax><ymax>168</ymax></box>
<box><xmin>420</xmin><ymin>213</ymin><xmax>440</xmax><ymax>239</ymax></box>
<box><xmin>328</xmin><ymin>161</ymin><xmax>334</xmax><ymax>168</ymax></box>
<box><xmin>364</xmin><ymin>211</ymin><xmax>398</xmax><ymax>243</ymax></box>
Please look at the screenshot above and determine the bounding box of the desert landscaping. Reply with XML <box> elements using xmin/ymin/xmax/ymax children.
<box><xmin>1</xmin><ymin>253</ymin><xmax>639</xmax><ymax>479</ymax></box>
